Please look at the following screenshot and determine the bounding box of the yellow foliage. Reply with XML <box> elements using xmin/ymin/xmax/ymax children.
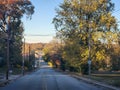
<box><xmin>79</xmin><ymin>23</ymin><xmax>83</xmax><ymax>28</ymax></box>
<box><xmin>92</xmin><ymin>32</ymin><xmax>104</xmax><ymax>42</ymax></box>
<box><xmin>100</xmin><ymin>12</ymin><xmax>116</xmax><ymax>29</ymax></box>
<box><xmin>81</xmin><ymin>49</ymin><xmax>89</xmax><ymax>58</ymax></box>
<box><xmin>48</xmin><ymin>62</ymin><xmax>53</xmax><ymax>67</ymax></box>
<box><xmin>90</xmin><ymin>1</ymin><xmax>98</xmax><ymax>12</ymax></box>
<box><xmin>99</xmin><ymin>0</ymin><xmax>107</xmax><ymax>4</ymax></box>
<box><xmin>72</xmin><ymin>0</ymin><xmax>79</xmax><ymax>8</ymax></box>
<box><xmin>96</xmin><ymin>50</ymin><xmax>105</xmax><ymax>61</ymax></box>
<box><xmin>105</xmin><ymin>31</ymin><xmax>118</xmax><ymax>43</ymax></box>
<box><xmin>100</xmin><ymin>14</ymin><xmax>107</xmax><ymax>23</ymax></box>
<box><xmin>89</xmin><ymin>21</ymin><xmax>97</xmax><ymax>29</ymax></box>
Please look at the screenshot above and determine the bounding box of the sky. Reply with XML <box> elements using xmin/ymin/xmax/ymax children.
<box><xmin>22</xmin><ymin>0</ymin><xmax>63</xmax><ymax>43</ymax></box>
<box><xmin>22</xmin><ymin>0</ymin><xmax>120</xmax><ymax>43</ymax></box>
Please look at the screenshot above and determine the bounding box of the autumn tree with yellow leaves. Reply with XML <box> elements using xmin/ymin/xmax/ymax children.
<box><xmin>53</xmin><ymin>0</ymin><xmax>120</xmax><ymax>74</ymax></box>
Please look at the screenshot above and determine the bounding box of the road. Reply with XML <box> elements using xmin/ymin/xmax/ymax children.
<box><xmin>0</xmin><ymin>63</ymin><xmax>108</xmax><ymax>90</ymax></box>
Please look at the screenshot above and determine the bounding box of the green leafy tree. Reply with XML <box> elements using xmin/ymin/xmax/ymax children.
<box><xmin>9</xmin><ymin>22</ymin><xmax>24</xmax><ymax>67</ymax></box>
<box><xmin>0</xmin><ymin>0</ymin><xmax>34</xmax><ymax>69</ymax></box>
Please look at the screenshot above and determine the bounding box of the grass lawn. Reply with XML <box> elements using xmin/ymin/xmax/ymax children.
<box><xmin>83</xmin><ymin>74</ymin><xmax>120</xmax><ymax>87</ymax></box>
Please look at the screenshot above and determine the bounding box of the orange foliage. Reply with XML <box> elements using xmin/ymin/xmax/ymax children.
<box><xmin>0</xmin><ymin>0</ymin><xmax>15</xmax><ymax>19</ymax></box>
<box><xmin>55</xmin><ymin>60</ymin><xmax>61</xmax><ymax>66</ymax></box>
<box><xmin>0</xmin><ymin>0</ymin><xmax>30</xmax><ymax>5</ymax></box>
<box><xmin>0</xmin><ymin>0</ymin><xmax>17</xmax><ymax>5</ymax></box>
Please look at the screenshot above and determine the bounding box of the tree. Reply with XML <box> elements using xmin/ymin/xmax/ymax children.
<box><xmin>0</xmin><ymin>0</ymin><xmax>34</xmax><ymax>32</ymax></box>
<box><xmin>43</xmin><ymin>38</ymin><xmax>62</xmax><ymax>68</ymax></box>
<box><xmin>9</xmin><ymin>22</ymin><xmax>24</xmax><ymax>67</ymax></box>
<box><xmin>0</xmin><ymin>0</ymin><xmax>34</xmax><ymax>75</ymax></box>
<box><xmin>53</xmin><ymin>0</ymin><xmax>119</xmax><ymax>73</ymax></box>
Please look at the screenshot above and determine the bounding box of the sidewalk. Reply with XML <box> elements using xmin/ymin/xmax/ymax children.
<box><xmin>0</xmin><ymin>69</ymin><xmax>36</xmax><ymax>87</ymax></box>
<box><xmin>0</xmin><ymin>74</ymin><xmax>21</xmax><ymax>87</ymax></box>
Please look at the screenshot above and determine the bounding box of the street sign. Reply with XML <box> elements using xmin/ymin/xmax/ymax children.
<box><xmin>88</xmin><ymin>60</ymin><xmax>91</xmax><ymax>65</ymax></box>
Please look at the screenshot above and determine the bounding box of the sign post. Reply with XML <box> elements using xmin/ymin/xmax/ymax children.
<box><xmin>88</xmin><ymin>60</ymin><xmax>91</xmax><ymax>75</ymax></box>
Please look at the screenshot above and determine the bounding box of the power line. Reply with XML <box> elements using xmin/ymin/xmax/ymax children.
<box><xmin>52</xmin><ymin>0</ymin><xmax>63</xmax><ymax>6</ymax></box>
<box><xmin>24</xmin><ymin>34</ymin><xmax>55</xmax><ymax>36</ymax></box>
<box><xmin>53</xmin><ymin>0</ymin><xmax>59</xmax><ymax>4</ymax></box>
<box><xmin>112</xmin><ymin>9</ymin><xmax>120</xmax><ymax>14</ymax></box>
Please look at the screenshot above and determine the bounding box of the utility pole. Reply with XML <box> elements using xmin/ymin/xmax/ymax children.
<box><xmin>22</xmin><ymin>37</ymin><xmax>25</xmax><ymax>75</ymax></box>
<box><xmin>29</xmin><ymin>44</ymin><xmax>31</xmax><ymax>62</ymax></box>
<box><xmin>29</xmin><ymin>44</ymin><xmax>32</xmax><ymax>69</ymax></box>
<box><xmin>6</xmin><ymin>30</ymin><xmax>10</xmax><ymax>80</ymax></box>
<box><xmin>6</xmin><ymin>13</ymin><xmax>11</xmax><ymax>80</ymax></box>
<box><xmin>86</xmin><ymin>0</ymin><xmax>91</xmax><ymax>75</ymax></box>
<box><xmin>88</xmin><ymin>24</ymin><xmax>91</xmax><ymax>75</ymax></box>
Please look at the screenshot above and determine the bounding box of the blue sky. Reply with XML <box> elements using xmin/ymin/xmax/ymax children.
<box><xmin>112</xmin><ymin>0</ymin><xmax>120</xmax><ymax>22</ymax></box>
<box><xmin>22</xmin><ymin>0</ymin><xmax>120</xmax><ymax>43</ymax></box>
<box><xmin>22</xmin><ymin>0</ymin><xmax>63</xmax><ymax>43</ymax></box>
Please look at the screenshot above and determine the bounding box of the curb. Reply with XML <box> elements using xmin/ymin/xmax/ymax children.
<box><xmin>56</xmin><ymin>70</ymin><xmax>120</xmax><ymax>90</ymax></box>
<box><xmin>72</xmin><ymin>75</ymin><xmax>120</xmax><ymax>90</ymax></box>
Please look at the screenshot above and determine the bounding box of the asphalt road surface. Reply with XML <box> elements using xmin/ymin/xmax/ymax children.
<box><xmin>0</xmin><ymin>63</ymin><xmax>108</xmax><ymax>90</ymax></box>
